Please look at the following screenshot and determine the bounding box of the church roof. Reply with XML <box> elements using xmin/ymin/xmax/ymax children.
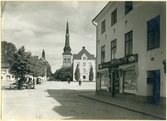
<box><xmin>73</xmin><ymin>46</ymin><xmax>95</xmax><ymax>60</ymax></box>
<box><xmin>62</xmin><ymin>50</ymin><xmax>72</xmax><ymax>55</ymax></box>
<box><xmin>63</xmin><ymin>22</ymin><xmax>72</xmax><ymax>54</ymax></box>
<box><xmin>40</xmin><ymin>57</ymin><xmax>48</xmax><ymax>63</ymax></box>
<box><xmin>40</xmin><ymin>50</ymin><xmax>49</xmax><ymax>64</ymax></box>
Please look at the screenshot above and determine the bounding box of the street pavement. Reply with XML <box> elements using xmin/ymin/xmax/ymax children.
<box><xmin>2</xmin><ymin>81</ymin><xmax>164</xmax><ymax>120</ymax></box>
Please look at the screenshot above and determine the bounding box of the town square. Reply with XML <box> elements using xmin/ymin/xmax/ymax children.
<box><xmin>1</xmin><ymin>1</ymin><xmax>166</xmax><ymax>120</ymax></box>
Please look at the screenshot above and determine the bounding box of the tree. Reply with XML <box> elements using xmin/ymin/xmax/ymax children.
<box><xmin>89</xmin><ymin>65</ymin><xmax>94</xmax><ymax>81</ymax></box>
<box><xmin>74</xmin><ymin>64</ymin><xmax>80</xmax><ymax>81</ymax></box>
<box><xmin>10</xmin><ymin>46</ymin><xmax>32</xmax><ymax>89</ymax></box>
<box><xmin>2</xmin><ymin>41</ymin><xmax>17</xmax><ymax>64</ymax></box>
<box><xmin>53</xmin><ymin>66</ymin><xmax>73</xmax><ymax>81</ymax></box>
<box><xmin>29</xmin><ymin>55</ymin><xmax>45</xmax><ymax>77</ymax></box>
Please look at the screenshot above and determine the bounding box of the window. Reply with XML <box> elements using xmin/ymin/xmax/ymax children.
<box><xmin>125</xmin><ymin>2</ymin><xmax>132</xmax><ymax>15</ymax></box>
<box><xmin>101</xmin><ymin>46</ymin><xmax>105</xmax><ymax>63</ymax></box>
<box><xmin>101</xmin><ymin>20</ymin><xmax>106</xmax><ymax>34</ymax></box>
<box><xmin>100</xmin><ymin>73</ymin><xmax>107</xmax><ymax>90</ymax></box>
<box><xmin>83</xmin><ymin>62</ymin><xmax>86</xmax><ymax>67</ymax></box>
<box><xmin>111</xmin><ymin>39</ymin><xmax>117</xmax><ymax>60</ymax></box>
<box><xmin>147</xmin><ymin>15</ymin><xmax>160</xmax><ymax>50</ymax></box>
<box><xmin>83</xmin><ymin>57</ymin><xmax>86</xmax><ymax>60</ymax></box>
<box><xmin>111</xmin><ymin>9</ymin><xmax>117</xmax><ymax>26</ymax></box>
<box><xmin>125</xmin><ymin>31</ymin><xmax>133</xmax><ymax>56</ymax></box>
<box><xmin>83</xmin><ymin>68</ymin><xmax>86</xmax><ymax>73</ymax></box>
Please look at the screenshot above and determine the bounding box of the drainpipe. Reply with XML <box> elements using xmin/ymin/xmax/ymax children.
<box><xmin>92</xmin><ymin>20</ymin><xmax>98</xmax><ymax>93</ymax></box>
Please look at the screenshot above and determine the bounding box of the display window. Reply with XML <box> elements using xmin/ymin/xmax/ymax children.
<box><xmin>123</xmin><ymin>70</ymin><xmax>136</xmax><ymax>94</ymax></box>
<box><xmin>100</xmin><ymin>73</ymin><xmax>108</xmax><ymax>90</ymax></box>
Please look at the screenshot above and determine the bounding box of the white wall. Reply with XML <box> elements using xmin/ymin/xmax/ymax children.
<box><xmin>95</xmin><ymin>2</ymin><xmax>166</xmax><ymax>97</ymax></box>
<box><xmin>73</xmin><ymin>58</ymin><xmax>96</xmax><ymax>81</ymax></box>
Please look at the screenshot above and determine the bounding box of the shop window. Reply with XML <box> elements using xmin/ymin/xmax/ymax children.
<box><xmin>147</xmin><ymin>15</ymin><xmax>160</xmax><ymax>50</ymax></box>
<box><xmin>101</xmin><ymin>45</ymin><xmax>105</xmax><ymax>63</ymax></box>
<box><xmin>123</xmin><ymin>70</ymin><xmax>136</xmax><ymax>94</ymax></box>
<box><xmin>111</xmin><ymin>39</ymin><xmax>117</xmax><ymax>60</ymax></box>
<box><xmin>101</xmin><ymin>20</ymin><xmax>106</xmax><ymax>34</ymax></box>
<box><xmin>111</xmin><ymin>9</ymin><xmax>117</xmax><ymax>26</ymax></box>
<box><xmin>125</xmin><ymin>31</ymin><xmax>133</xmax><ymax>56</ymax></box>
<box><xmin>125</xmin><ymin>1</ymin><xmax>133</xmax><ymax>15</ymax></box>
<box><xmin>100</xmin><ymin>73</ymin><xmax>108</xmax><ymax>90</ymax></box>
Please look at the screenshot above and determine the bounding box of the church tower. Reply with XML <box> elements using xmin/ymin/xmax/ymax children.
<box><xmin>62</xmin><ymin>22</ymin><xmax>72</xmax><ymax>68</ymax></box>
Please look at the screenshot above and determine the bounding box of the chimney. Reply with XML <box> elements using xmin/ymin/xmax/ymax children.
<box><xmin>82</xmin><ymin>46</ymin><xmax>85</xmax><ymax>49</ymax></box>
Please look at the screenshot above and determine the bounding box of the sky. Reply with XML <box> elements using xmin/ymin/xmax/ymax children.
<box><xmin>2</xmin><ymin>1</ymin><xmax>108</xmax><ymax>73</ymax></box>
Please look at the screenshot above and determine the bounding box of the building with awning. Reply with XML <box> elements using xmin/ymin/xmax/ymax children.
<box><xmin>92</xmin><ymin>1</ymin><xmax>166</xmax><ymax>105</ymax></box>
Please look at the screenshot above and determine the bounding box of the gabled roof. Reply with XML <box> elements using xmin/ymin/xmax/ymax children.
<box><xmin>40</xmin><ymin>57</ymin><xmax>48</xmax><ymax>63</ymax></box>
<box><xmin>73</xmin><ymin>46</ymin><xmax>95</xmax><ymax>60</ymax></box>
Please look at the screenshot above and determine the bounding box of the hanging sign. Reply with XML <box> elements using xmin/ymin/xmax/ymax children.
<box><xmin>99</xmin><ymin>54</ymin><xmax>138</xmax><ymax>70</ymax></box>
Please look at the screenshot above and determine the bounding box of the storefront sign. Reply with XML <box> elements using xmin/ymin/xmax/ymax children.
<box><xmin>99</xmin><ymin>54</ymin><xmax>138</xmax><ymax>70</ymax></box>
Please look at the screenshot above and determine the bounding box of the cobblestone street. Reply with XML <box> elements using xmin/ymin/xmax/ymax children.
<box><xmin>2</xmin><ymin>81</ymin><xmax>159</xmax><ymax>120</ymax></box>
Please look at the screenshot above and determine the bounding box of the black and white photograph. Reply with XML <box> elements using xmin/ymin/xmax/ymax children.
<box><xmin>1</xmin><ymin>1</ymin><xmax>166</xmax><ymax>120</ymax></box>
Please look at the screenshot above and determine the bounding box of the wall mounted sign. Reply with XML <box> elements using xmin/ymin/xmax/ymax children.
<box><xmin>99</xmin><ymin>54</ymin><xmax>138</xmax><ymax>69</ymax></box>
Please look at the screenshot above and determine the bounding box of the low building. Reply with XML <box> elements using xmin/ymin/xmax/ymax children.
<box><xmin>1</xmin><ymin>62</ymin><xmax>15</xmax><ymax>81</ymax></box>
<box><xmin>73</xmin><ymin>46</ymin><xmax>96</xmax><ymax>81</ymax></box>
<box><xmin>92</xmin><ymin>1</ymin><xmax>166</xmax><ymax>105</ymax></box>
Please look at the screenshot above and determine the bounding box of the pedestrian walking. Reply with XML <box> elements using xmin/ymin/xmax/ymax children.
<box><xmin>67</xmin><ymin>78</ymin><xmax>70</xmax><ymax>84</ymax></box>
<box><xmin>79</xmin><ymin>79</ymin><xmax>81</xmax><ymax>86</ymax></box>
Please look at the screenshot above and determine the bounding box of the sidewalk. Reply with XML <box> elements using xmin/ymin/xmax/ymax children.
<box><xmin>79</xmin><ymin>92</ymin><xmax>166</xmax><ymax>120</ymax></box>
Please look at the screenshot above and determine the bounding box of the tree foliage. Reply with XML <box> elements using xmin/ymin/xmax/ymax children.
<box><xmin>10</xmin><ymin>46</ymin><xmax>32</xmax><ymax>78</ymax></box>
<box><xmin>53</xmin><ymin>66</ymin><xmax>73</xmax><ymax>81</ymax></box>
<box><xmin>74</xmin><ymin>64</ymin><xmax>80</xmax><ymax>81</ymax></box>
<box><xmin>2</xmin><ymin>41</ymin><xmax>17</xmax><ymax>64</ymax></box>
<box><xmin>89</xmin><ymin>65</ymin><xmax>94</xmax><ymax>81</ymax></box>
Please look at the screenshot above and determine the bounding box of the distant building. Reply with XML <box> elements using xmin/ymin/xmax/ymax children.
<box><xmin>40</xmin><ymin>50</ymin><xmax>49</xmax><ymax>81</ymax></box>
<box><xmin>62</xmin><ymin>22</ymin><xmax>72</xmax><ymax>68</ymax></box>
<box><xmin>1</xmin><ymin>62</ymin><xmax>15</xmax><ymax>81</ymax></box>
<box><xmin>73</xmin><ymin>46</ymin><xmax>96</xmax><ymax>81</ymax></box>
<box><xmin>92</xmin><ymin>1</ymin><xmax>166</xmax><ymax>105</ymax></box>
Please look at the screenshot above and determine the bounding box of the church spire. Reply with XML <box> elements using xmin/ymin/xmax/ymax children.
<box><xmin>62</xmin><ymin>21</ymin><xmax>72</xmax><ymax>55</ymax></box>
<box><xmin>42</xmin><ymin>50</ymin><xmax>45</xmax><ymax>59</ymax></box>
<box><xmin>66</xmin><ymin>21</ymin><xmax>69</xmax><ymax>35</ymax></box>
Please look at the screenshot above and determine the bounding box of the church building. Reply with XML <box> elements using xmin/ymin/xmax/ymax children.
<box><xmin>62</xmin><ymin>22</ymin><xmax>72</xmax><ymax>68</ymax></box>
<box><xmin>40</xmin><ymin>50</ymin><xmax>49</xmax><ymax>81</ymax></box>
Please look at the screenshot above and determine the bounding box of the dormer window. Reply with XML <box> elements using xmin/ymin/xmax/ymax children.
<box><xmin>83</xmin><ymin>57</ymin><xmax>86</xmax><ymax>60</ymax></box>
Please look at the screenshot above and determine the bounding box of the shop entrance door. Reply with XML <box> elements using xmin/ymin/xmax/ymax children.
<box><xmin>152</xmin><ymin>70</ymin><xmax>160</xmax><ymax>105</ymax></box>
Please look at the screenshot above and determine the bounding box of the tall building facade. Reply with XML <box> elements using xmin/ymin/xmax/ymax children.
<box><xmin>73</xmin><ymin>46</ymin><xmax>96</xmax><ymax>81</ymax></box>
<box><xmin>92</xmin><ymin>2</ymin><xmax>166</xmax><ymax>105</ymax></box>
<box><xmin>62</xmin><ymin>22</ymin><xmax>72</xmax><ymax>68</ymax></box>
